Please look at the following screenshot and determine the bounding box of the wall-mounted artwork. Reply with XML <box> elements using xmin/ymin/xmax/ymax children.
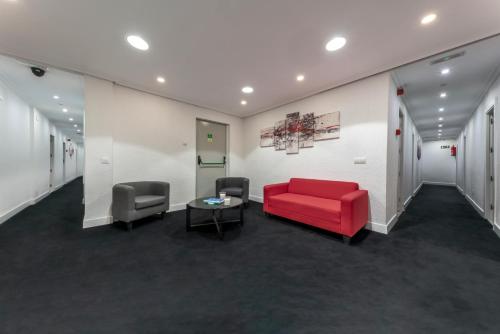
<box><xmin>274</xmin><ymin>120</ymin><xmax>286</xmax><ymax>151</ymax></box>
<box><xmin>417</xmin><ymin>139</ymin><xmax>422</xmax><ymax>160</ymax></box>
<box><xmin>314</xmin><ymin>112</ymin><xmax>340</xmax><ymax>141</ymax></box>
<box><xmin>260</xmin><ymin>127</ymin><xmax>274</xmax><ymax>147</ymax></box>
<box><xmin>299</xmin><ymin>113</ymin><xmax>315</xmax><ymax>148</ymax></box>
<box><xmin>261</xmin><ymin>111</ymin><xmax>341</xmax><ymax>154</ymax></box>
<box><xmin>286</xmin><ymin>112</ymin><xmax>300</xmax><ymax>154</ymax></box>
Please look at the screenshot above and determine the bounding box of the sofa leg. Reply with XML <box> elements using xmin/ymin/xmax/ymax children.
<box><xmin>126</xmin><ymin>222</ymin><xmax>133</xmax><ymax>231</ymax></box>
<box><xmin>160</xmin><ymin>211</ymin><xmax>166</xmax><ymax>219</ymax></box>
<box><xmin>343</xmin><ymin>236</ymin><xmax>351</xmax><ymax>245</ymax></box>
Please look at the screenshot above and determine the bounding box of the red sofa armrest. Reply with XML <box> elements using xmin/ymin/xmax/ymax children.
<box><xmin>340</xmin><ymin>190</ymin><xmax>368</xmax><ymax>237</ymax></box>
<box><xmin>263</xmin><ymin>182</ymin><xmax>289</xmax><ymax>212</ymax></box>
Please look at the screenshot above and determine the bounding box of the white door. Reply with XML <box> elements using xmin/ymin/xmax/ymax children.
<box><xmin>49</xmin><ymin>135</ymin><xmax>54</xmax><ymax>188</ymax></box>
<box><xmin>397</xmin><ymin>110</ymin><xmax>405</xmax><ymax>212</ymax></box>
<box><xmin>487</xmin><ymin>108</ymin><xmax>495</xmax><ymax>223</ymax></box>
<box><xmin>196</xmin><ymin>119</ymin><xmax>227</xmax><ymax>198</ymax></box>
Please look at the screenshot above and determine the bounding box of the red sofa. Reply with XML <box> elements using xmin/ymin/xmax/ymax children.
<box><xmin>263</xmin><ymin>178</ymin><xmax>368</xmax><ymax>242</ymax></box>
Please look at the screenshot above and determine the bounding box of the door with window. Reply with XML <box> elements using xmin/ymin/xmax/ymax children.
<box><xmin>196</xmin><ymin>120</ymin><xmax>227</xmax><ymax>198</ymax></box>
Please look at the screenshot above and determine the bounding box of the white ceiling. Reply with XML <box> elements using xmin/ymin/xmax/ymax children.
<box><xmin>0</xmin><ymin>54</ymin><xmax>84</xmax><ymax>143</ymax></box>
<box><xmin>1</xmin><ymin>1</ymin><xmax>500</xmax><ymax>117</ymax></box>
<box><xmin>394</xmin><ymin>35</ymin><xmax>500</xmax><ymax>141</ymax></box>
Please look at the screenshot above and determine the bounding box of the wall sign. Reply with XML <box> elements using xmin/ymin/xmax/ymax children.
<box><xmin>207</xmin><ymin>133</ymin><xmax>213</xmax><ymax>143</ymax></box>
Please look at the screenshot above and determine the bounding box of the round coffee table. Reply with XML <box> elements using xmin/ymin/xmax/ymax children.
<box><xmin>186</xmin><ymin>197</ymin><xmax>244</xmax><ymax>239</ymax></box>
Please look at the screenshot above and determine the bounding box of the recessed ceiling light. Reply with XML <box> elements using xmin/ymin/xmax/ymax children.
<box><xmin>438</xmin><ymin>117</ymin><xmax>443</xmax><ymax>121</ymax></box>
<box><xmin>296</xmin><ymin>74</ymin><xmax>305</xmax><ymax>82</ymax></box>
<box><xmin>62</xmin><ymin>108</ymin><xmax>68</xmax><ymax>113</ymax></box>
<box><xmin>241</xmin><ymin>100</ymin><xmax>247</xmax><ymax>106</ymax></box>
<box><xmin>440</xmin><ymin>92</ymin><xmax>447</xmax><ymax>98</ymax></box>
<box><xmin>126</xmin><ymin>35</ymin><xmax>149</xmax><ymax>51</ymax></box>
<box><xmin>325</xmin><ymin>37</ymin><xmax>347</xmax><ymax>52</ymax></box>
<box><xmin>438</xmin><ymin>129</ymin><xmax>442</xmax><ymax>132</ymax></box>
<box><xmin>421</xmin><ymin>13</ymin><xmax>437</xmax><ymax>25</ymax></box>
<box><xmin>74</xmin><ymin>124</ymin><xmax>78</xmax><ymax>128</ymax></box>
<box><xmin>439</xmin><ymin>107</ymin><xmax>444</xmax><ymax>112</ymax></box>
<box><xmin>438</xmin><ymin>124</ymin><xmax>443</xmax><ymax>128</ymax></box>
<box><xmin>77</xmin><ymin>129</ymin><xmax>81</xmax><ymax>133</ymax></box>
<box><xmin>441</xmin><ymin>68</ymin><xmax>450</xmax><ymax>75</ymax></box>
<box><xmin>242</xmin><ymin>86</ymin><xmax>254</xmax><ymax>94</ymax></box>
<box><xmin>53</xmin><ymin>95</ymin><xmax>60</xmax><ymax>100</ymax></box>
<box><xmin>157</xmin><ymin>76</ymin><xmax>166</xmax><ymax>84</ymax></box>
<box><xmin>69</xmin><ymin>118</ymin><xmax>74</xmax><ymax>122</ymax></box>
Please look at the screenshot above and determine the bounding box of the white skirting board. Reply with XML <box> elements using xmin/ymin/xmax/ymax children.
<box><xmin>83</xmin><ymin>215</ymin><xmax>113</xmax><ymax>228</ymax></box>
<box><xmin>365</xmin><ymin>213</ymin><xmax>399</xmax><ymax>235</ymax></box>
<box><xmin>494</xmin><ymin>223</ymin><xmax>500</xmax><ymax>239</ymax></box>
<box><xmin>423</xmin><ymin>181</ymin><xmax>456</xmax><ymax>187</ymax></box>
<box><xmin>465</xmin><ymin>194</ymin><xmax>485</xmax><ymax>217</ymax></box>
<box><xmin>83</xmin><ymin>202</ymin><xmax>187</xmax><ymax>229</ymax></box>
<box><xmin>249</xmin><ymin>195</ymin><xmax>264</xmax><ymax>203</ymax></box>
<box><xmin>0</xmin><ymin>190</ymin><xmax>50</xmax><ymax>225</ymax></box>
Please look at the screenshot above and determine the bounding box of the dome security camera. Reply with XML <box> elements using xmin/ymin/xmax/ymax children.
<box><xmin>31</xmin><ymin>66</ymin><xmax>46</xmax><ymax>77</ymax></box>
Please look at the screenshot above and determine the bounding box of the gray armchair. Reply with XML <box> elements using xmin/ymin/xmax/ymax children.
<box><xmin>216</xmin><ymin>177</ymin><xmax>249</xmax><ymax>206</ymax></box>
<box><xmin>112</xmin><ymin>181</ymin><xmax>170</xmax><ymax>230</ymax></box>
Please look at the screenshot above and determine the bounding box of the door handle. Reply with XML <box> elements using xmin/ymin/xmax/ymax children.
<box><xmin>198</xmin><ymin>155</ymin><xmax>226</xmax><ymax>166</ymax></box>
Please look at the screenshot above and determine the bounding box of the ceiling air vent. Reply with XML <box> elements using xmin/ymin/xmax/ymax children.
<box><xmin>430</xmin><ymin>51</ymin><xmax>466</xmax><ymax>65</ymax></box>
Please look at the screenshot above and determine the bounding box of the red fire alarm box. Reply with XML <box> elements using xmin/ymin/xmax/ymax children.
<box><xmin>451</xmin><ymin>145</ymin><xmax>457</xmax><ymax>156</ymax></box>
<box><xmin>397</xmin><ymin>87</ymin><xmax>404</xmax><ymax>96</ymax></box>
<box><xmin>395</xmin><ymin>129</ymin><xmax>401</xmax><ymax>136</ymax></box>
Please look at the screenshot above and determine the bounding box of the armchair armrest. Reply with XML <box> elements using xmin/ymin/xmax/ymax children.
<box><xmin>340</xmin><ymin>190</ymin><xmax>368</xmax><ymax>237</ymax></box>
<box><xmin>112</xmin><ymin>184</ymin><xmax>136</xmax><ymax>221</ymax></box>
<box><xmin>263</xmin><ymin>182</ymin><xmax>289</xmax><ymax>212</ymax></box>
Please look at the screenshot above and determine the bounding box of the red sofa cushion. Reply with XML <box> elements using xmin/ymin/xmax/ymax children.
<box><xmin>288</xmin><ymin>178</ymin><xmax>358</xmax><ymax>200</ymax></box>
<box><xmin>268</xmin><ymin>193</ymin><xmax>341</xmax><ymax>224</ymax></box>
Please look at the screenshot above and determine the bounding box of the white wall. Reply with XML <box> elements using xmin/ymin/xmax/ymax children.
<box><xmin>83</xmin><ymin>77</ymin><xmax>244</xmax><ymax>228</ymax></box>
<box><xmin>242</xmin><ymin>73</ymin><xmax>390</xmax><ymax>227</ymax></box>
<box><xmin>385</xmin><ymin>77</ymin><xmax>422</xmax><ymax>230</ymax></box>
<box><xmin>457</xmin><ymin>75</ymin><xmax>500</xmax><ymax>225</ymax></box>
<box><xmin>0</xmin><ymin>79</ymin><xmax>33</xmax><ymax>223</ymax></box>
<box><xmin>422</xmin><ymin>140</ymin><xmax>456</xmax><ymax>185</ymax></box>
<box><xmin>0</xmin><ymin>79</ymin><xmax>82</xmax><ymax>224</ymax></box>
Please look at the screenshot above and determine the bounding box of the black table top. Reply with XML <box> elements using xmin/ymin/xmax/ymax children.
<box><xmin>187</xmin><ymin>197</ymin><xmax>243</xmax><ymax>210</ymax></box>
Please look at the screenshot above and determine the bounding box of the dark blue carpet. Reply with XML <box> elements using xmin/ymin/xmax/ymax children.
<box><xmin>1</xmin><ymin>179</ymin><xmax>499</xmax><ymax>333</ymax></box>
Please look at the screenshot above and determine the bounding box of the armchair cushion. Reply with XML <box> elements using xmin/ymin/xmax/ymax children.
<box><xmin>216</xmin><ymin>177</ymin><xmax>249</xmax><ymax>203</ymax></box>
<box><xmin>220</xmin><ymin>187</ymin><xmax>243</xmax><ymax>197</ymax></box>
<box><xmin>135</xmin><ymin>195</ymin><xmax>167</xmax><ymax>210</ymax></box>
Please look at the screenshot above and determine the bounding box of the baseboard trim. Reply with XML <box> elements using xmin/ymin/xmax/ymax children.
<box><xmin>365</xmin><ymin>221</ymin><xmax>388</xmax><ymax>234</ymax></box>
<box><xmin>83</xmin><ymin>215</ymin><xmax>112</xmax><ymax>228</ymax></box>
<box><xmin>0</xmin><ymin>200</ymin><xmax>31</xmax><ymax>225</ymax></box>
<box><xmin>0</xmin><ymin>190</ymin><xmax>51</xmax><ymax>225</ymax></box>
<box><xmin>465</xmin><ymin>194</ymin><xmax>485</xmax><ymax>216</ymax></box>
<box><xmin>169</xmin><ymin>203</ymin><xmax>186</xmax><ymax>212</ymax></box>
<box><xmin>423</xmin><ymin>181</ymin><xmax>456</xmax><ymax>187</ymax></box>
<box><xmin>386</xmin><ymin>213</ymin><xmax>399</xmax><ymax>233</ymax></box>
<box><xmin>456</xmin><ymin>185</ymin><xmax>464</xmax><ymax>194</ymax></box>
<box><xmin>494</xmin><ymin>223</ymin><xmax>500</xmax><ymax>239</ymax></box>
<box><xmin>413</xmin><ymin>182</ymin><xmax>423</xmax><ymax>196</ymax></box>
<box><xmin>249</xmin><ymin>195</ymin><xmax>263</xmax><ymax>203</ymax></box>
<box><xmin>403</xmin><ymin>196</ymin><xmax>412</xmax><ymax>208</ymax></box>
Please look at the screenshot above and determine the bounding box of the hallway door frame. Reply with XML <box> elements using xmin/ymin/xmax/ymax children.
<box><xmin>397</xmin><ymin>109</ymin><xmax>405</xmax><ymax>213</ymax></box>
<box><xmin>485</xmin><ymin>106</ymin><xmax>495</xmax><ymax>224</ymax></box>
<box><xmin>463</xmin><ymin>135</ymin><xmax>467</xmax><ymax>194</ymax></box>
<box><xmin>49</xmin><ymin>135</ymin><xmax>55</xmax><ymax>189</ymax></box>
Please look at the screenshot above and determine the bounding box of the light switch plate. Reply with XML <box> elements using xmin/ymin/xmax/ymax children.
<box><xmin>100</xmin><ymin>157</ymin><xmax>111</xmax><ymax>165</ymax></box>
